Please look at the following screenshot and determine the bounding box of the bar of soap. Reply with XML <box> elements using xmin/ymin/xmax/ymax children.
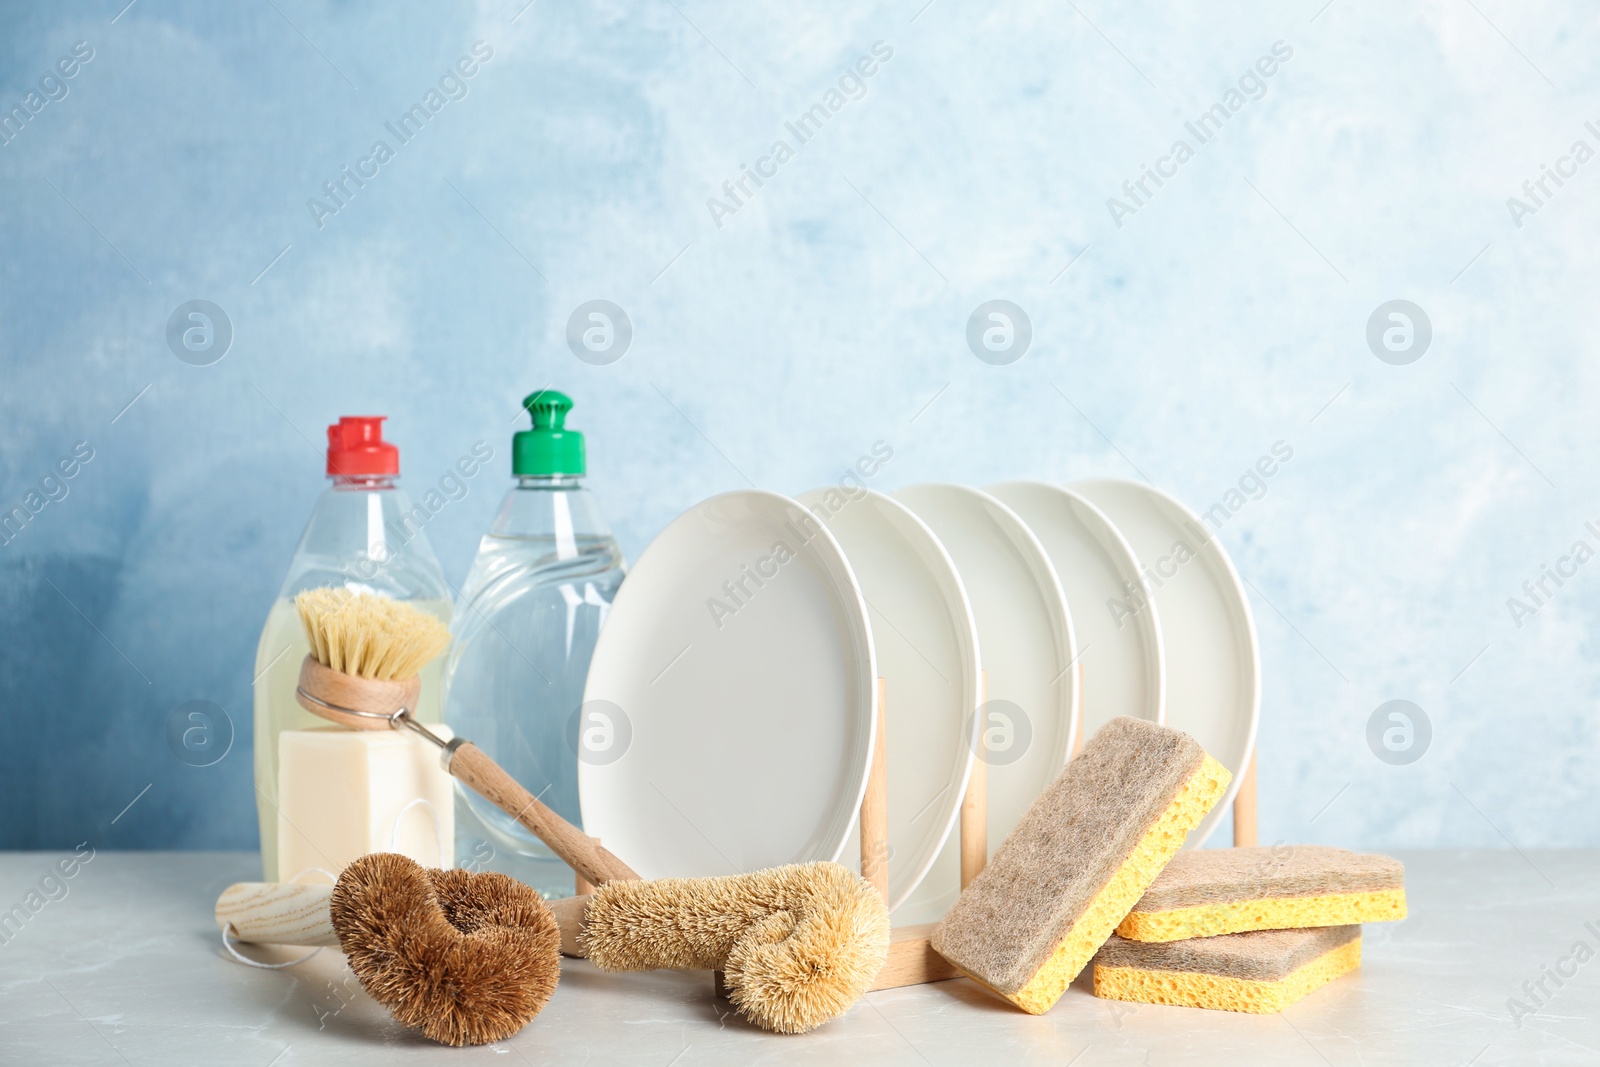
<box><xmin>277</xmin><ymin>726</ymin><xmax>454</xmax><ymax>878</ymax></box>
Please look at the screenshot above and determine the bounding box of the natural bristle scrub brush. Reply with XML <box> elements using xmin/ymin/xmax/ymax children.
<box><xmin>549</xmin><ymin>862</ymin><xmax>891</xmax><ymax>1034</ymax></box>
<box><xmin>290</xmin><ymin>587</ymin><xmax>638</xmax><ymax>888</ymax></box>
<box><xmin>286</xmin><ymin>587</ymin><xmax>891</xmax><ymax>1033</ymax></box>
<box><xmin>218</xmin><ymin>853</ymin><xmax>560</xmax><ymax>1046</ymax></box>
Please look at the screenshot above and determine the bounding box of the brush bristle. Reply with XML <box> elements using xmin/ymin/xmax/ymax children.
<box><xmin>580</xmin><ymin>862</ymin><xmax>890</xmax><ymax>1034</ymax></box>
<box><xmin>329</xmin><ymin>853</ymin><xmax>561</xmax><ymax>1047</ymax></box>
<box><xmin>294</xmin><ymin>588</ymin><xmax>451</xmax><ymax>681</ymax></box>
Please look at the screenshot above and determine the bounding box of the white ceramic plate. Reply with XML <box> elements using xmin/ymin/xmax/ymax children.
<box><xmin>891</xmin><ymin>484</ymin><xmax>1078</xmax><ymax>922</ymax></box>
<box><xmin>1069</xmin><ymin>478</ymin><xmax>1259</xmax><ymax>847</ymax></box>
<box><xmin>796</xmin><ymin>487</ymin><xmax>980</xmax><ymax>914</ymax></box>
<box><xmin>579</xmin><ymin>490</ymin><xmax>877</xmax><ymax>879</ymax></box>
<box><xmin>986</xmin><ymin>481</ymin><xmax>1165</xmax><ymax>741</ymax></box>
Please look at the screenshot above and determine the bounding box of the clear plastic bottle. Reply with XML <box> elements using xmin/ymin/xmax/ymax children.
<box><xmin>252</xmin><ymin>416</ymin><xmax>452</xmax><ymax>880</ymax></box>
<box><xmin>445</xmin><ymin>391</ymin><xmax>625</xmax><ymax>896</ymax></box>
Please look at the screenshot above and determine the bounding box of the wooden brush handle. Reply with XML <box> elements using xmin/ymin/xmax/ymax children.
<box><xmin>447</xmin><ymin>741</ymin><xmax>639</xmax><ymax>887</ymax></box>
<box><xmin>216</xmin><ymin>882</ymin><xmax>337</xmax><ymax>946</ymax></box>
<box><xmin>547</xmin><ymin>893</ymin><xmax>591</xmax><ymax>958</ymax></box>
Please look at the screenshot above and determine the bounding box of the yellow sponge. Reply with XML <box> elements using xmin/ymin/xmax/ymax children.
<box><xmin>1093</xmin><ymin>925</ymin><xmax>1361</xmax><ymax>1013</ymax></box>
<box><xmin>930</xmin><ymin>718</ymin><xmax>1230</xmax><ymax>1015</ymax></box>
<box><xmin>1116</xmin><ymin>845</ymin><xmax>1406</xmax><ymax>942</ymax></box>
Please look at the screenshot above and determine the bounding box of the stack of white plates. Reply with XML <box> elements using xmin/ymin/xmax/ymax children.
<box><xmin>578</xmin><ymin>479</ymin><xmax>1259</xmax><ymax>918</ymax></box>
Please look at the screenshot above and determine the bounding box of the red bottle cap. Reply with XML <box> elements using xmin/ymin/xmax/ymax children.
<box><xmin>326</xmin><ymin>416</ymin><xmax>400</xmax><ymax>477</ymax></box>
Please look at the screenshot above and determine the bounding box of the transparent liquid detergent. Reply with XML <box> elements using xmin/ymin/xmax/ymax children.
<box><xmin>446</xmin><ymin>482</ymin><xmax>624</xmax><ymax>894</ymax></box>
<box><xmin>446</xmin><ymin>392</ymin><xmax>624</xmax><ymax>896</ymax></box>
<box><xmin>252</xmin><ymin>418</ymin><xmax>451</xmax><ymax>881</ymax></box>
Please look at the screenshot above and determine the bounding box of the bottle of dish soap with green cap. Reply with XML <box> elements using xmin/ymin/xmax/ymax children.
<box><xmin>444</xmin><ymin>390</ymin><xmax>626</xmax><ymax>895</ymax></box>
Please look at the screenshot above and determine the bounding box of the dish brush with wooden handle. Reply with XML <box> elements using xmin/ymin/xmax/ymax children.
<box><xmin>290</xmin><ymin>587</ymin><xmax>638</xmax><ymax>888</ymax></box>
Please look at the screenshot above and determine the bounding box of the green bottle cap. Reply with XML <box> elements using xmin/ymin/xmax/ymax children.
<box><xmin>512</xmin><ymin>390</ymin><xmax>586</xmax><ymax>476</ymax></box>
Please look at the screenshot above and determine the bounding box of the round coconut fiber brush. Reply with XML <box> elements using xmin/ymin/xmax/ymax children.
<box><xmin>218</xmin><ymin>853</ymin><xmax>560</xmax><ymax>1046</ymax></box>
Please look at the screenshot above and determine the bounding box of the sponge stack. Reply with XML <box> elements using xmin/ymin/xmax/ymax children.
<box><xmin>931</xmin><ymin>717</ymin><xmax>1230</xmax><ymax>1014</ymax></box>
<box><xmin>1087</xmin><ymin>844</ymin><xmax>1405</xmax><ymax>1013</ymax></box>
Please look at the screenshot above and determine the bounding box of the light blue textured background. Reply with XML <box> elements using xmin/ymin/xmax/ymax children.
<box><xmin>2</xmin><ymin>0</ymin><xmax>1594</xmax><ymax>855</ymax></box>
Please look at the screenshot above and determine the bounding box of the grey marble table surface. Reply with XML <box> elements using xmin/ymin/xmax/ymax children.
<box><xmin>1</xmin><ymin>849</ymin><xmax>1596</xmax><ymax>1065</ymax></box>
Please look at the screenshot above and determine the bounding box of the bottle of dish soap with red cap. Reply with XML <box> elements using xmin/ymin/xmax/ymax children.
<box><xmin>251</xmin><ymin>416</ymin><xmax>452</xmax><ymax>880</ymax></box>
